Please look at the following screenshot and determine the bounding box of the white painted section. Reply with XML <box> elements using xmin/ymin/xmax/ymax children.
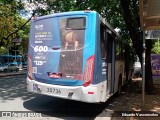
<box><xmin>26</xmin><ymin>78</ymin><xmax>105</xmax><ymax>103</ymax></box>
<box><xmin>107</xmin><ymin>63</ymin><xmax>112</xmax><ymax>95</ymax></box>
<box><xmin>114</xmin><ymin>61</ymin><xmax>125</xmax><ymax>92</ymax></box>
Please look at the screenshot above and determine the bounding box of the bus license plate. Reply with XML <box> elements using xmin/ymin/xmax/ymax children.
<box><xmin>46</xmin><ymin>87</ymin><xmax>61</xmax><ymax>94</ymax></box>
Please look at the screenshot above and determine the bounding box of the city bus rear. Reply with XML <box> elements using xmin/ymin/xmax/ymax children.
<box><xmin>26</xmin><ymin>11</ymin><xmax>103</xmax><ymax>103</ymax></box>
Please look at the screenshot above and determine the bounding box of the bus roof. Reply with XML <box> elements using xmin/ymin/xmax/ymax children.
<box><xmin>33</xmin><ymin>11</ymin><xmax>97</xmax><ymax>21</ymax></box>
<box><xmin>100</xmin><ymin>17</ymin><xmax>120</xmax><ymax>39</ymax></box>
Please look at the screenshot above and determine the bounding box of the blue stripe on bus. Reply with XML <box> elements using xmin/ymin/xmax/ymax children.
<box><xmin>82</xmin><ymin>12</ymin><xmax>96</xmax><ymax>74</ymax></box>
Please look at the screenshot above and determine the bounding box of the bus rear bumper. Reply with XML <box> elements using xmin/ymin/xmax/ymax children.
<box><xmin>26</xmin><ymin>78</ymin><xmax>103</xmax><ymax>103</ymax></box>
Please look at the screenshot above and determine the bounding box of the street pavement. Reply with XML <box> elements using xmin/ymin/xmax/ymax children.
<box><xmin>0</xmin><ymin>70</ymin><xmax>27</xmax><ymax>77</ymax></box>
<box><xmin>2</xmin><ymin>70</ymin><xmax>156</xmax><ymax>120</ymax></box>
<box><xmin>0</xmin><ymin>73</ymin><xmax>132</xmax><ymax>120</ymax></box>
<box><xmin>0</xmin><ymin>75</ymin><xmax>112</xmax><ymax>120</ymax></box>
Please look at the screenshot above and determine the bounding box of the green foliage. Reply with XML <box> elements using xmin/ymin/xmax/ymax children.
<box><xmin>0</xmin><ymin>1</ymin><xmax>29</xmax><ymax>55</ymax></box>
<box><xmin>0</xmin><ymin>46</ymin><xmax>8</xmax><ymax>55</ymax></box>
<box><xmin>152</xmin><ymin>40</ymin><xmax>160</xmax><ymax>54</ymax></box>
<box><xmin>0</xmin><ymin>0</ymin><xmax>140</xmax><ymax>56</ymax></box>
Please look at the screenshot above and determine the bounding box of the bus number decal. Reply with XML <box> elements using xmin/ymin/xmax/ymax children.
<box><xmin>34</xmin><ymin>46</ymin><xmax>48</xmax><ymax>52</ymax></box>
<box><xmin>47</xmin><ymin>88</ymin><xmax>61</xmax><ymax>94</ymax></box>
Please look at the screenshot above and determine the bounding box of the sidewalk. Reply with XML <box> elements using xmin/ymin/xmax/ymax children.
<box><xmin>122</xmin><ymin>78</ymin><xmax>160</xmax><ymax>120</ymax></box>
<box><xmin>0</xmin><ymin>70</ymin><xmax>27</xmax><ymax>77</ymax></box>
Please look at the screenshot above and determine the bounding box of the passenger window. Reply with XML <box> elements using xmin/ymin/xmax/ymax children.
<box><xmin>100</xmin><ymin>23</ymin><xmax>107</xmax><ymax>59</ymax></box>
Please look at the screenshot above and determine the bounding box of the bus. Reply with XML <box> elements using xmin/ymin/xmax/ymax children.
<box><xmin>27</xmin><ymin>11</ymin><xmax>128</xmax><ymax>103</ymax></box>
<box><xmin>0</xmin><ymin>55</ymin><xmax>22</xmax><ymax>69</ymax></box>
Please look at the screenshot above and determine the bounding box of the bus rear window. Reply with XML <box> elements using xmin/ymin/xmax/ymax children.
<box><xmin>66</xmin><ymin>17</ymin><xmax>86</xmax><ymax>29</ymax></box>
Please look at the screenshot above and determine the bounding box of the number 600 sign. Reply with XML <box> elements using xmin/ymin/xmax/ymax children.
<box><xmin>34</xmin><ymin>46</ymin><xmax>48</xmax><ymax>52</ymax></box>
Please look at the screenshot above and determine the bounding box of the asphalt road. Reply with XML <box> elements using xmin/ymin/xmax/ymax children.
<box><xmin>0</xmin><ymin>75</ymin><xmax>133</xmax><ymax>120</ymax></box>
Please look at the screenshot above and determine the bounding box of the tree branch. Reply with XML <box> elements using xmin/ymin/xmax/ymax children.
<box><xmin>1</xmin><ymin>13</ymin><xmax>35</xmax><ymax>43</ymax></box>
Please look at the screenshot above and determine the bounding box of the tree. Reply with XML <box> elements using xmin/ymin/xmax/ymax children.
<box><xmin>119</xmin><ymin>0</ymin><xmax>154</xmax><ymax>94</ymax></box>
<box><xmin>0</xmin><ymin>46</ymin><xmax>8</xmax><ymax>55</ymax></box>
<box><xmin>0</xmin><ymin>0</ymin><xmax>33</xmax><ymax>55</ymax></box>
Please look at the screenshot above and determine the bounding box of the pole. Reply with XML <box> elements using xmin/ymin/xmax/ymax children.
<box><xmin>142</xmin><ymin>31</ymin><xmax>146</xmax><ymax>106</ymax></box>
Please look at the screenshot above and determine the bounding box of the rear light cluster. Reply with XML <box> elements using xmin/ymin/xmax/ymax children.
<box><xmin>83</xmin><ymin>55</ymin><xmax>94</xmax><ymax>87</ymax></box>
<box><xmin>28</xmin><ymin>54</ymin><xmax>33</xmax><ymax>80</ymax></box>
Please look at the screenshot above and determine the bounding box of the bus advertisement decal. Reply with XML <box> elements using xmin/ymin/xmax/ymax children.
<box><xmin>58</xmin><ymin>18</ymin><xmax>85</xmax><ymax>80</ymax></box>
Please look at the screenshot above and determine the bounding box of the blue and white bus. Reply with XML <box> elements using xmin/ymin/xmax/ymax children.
<box><xmin>0</xmin><ymin>55</ymin><xmax>22</xmax><ymax>64</ymax></box>
<box><xmin>0</xmin><ymin>55</ymin><xmax>22</xmax><ymax>68</ymax></box>
<box><xmin>27</xmin><ymin>11</ymin><xmax>127</xmax><ymax>103</ymax></box>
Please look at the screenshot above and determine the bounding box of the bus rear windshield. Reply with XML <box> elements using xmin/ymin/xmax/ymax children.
<box><xmin>66</xmin><ymin>17</ymin><xmax>86</xmax><ymax>29</ymax></box>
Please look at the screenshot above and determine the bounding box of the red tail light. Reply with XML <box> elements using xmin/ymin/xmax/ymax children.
<box><xmin>28</xmin><ymin>54</ymin><xmax>33</xmax><ymax>80</ymax></box>
<box><xmin>83</xmin><ymin>55</ymin><xmax>94</xmax><ymax>87</ymax></box>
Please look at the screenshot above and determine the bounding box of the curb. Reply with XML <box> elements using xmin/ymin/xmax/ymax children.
<box><xmin>0</xmin><ymin>71</ymin><xmax>27</xmax><ymax>77</ymax></box>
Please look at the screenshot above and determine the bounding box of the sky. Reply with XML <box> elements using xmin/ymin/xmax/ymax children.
<box><xmin>21</xmin><ymin>0</ymin><xmax>47</xmax><ymax>18</ymax></box>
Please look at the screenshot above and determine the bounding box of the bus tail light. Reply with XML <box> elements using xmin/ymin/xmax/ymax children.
<box><xmin>83</xmin><ymin>55</ymin><xmax>94</xmax><ymax>87</ymax></box>
<box><xmin>28</xmin><ymin>54</ymin><xmax>33</xmax><ymax>80</ymax></box>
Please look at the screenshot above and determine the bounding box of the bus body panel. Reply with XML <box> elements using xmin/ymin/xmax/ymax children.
<box><xmin>27</xmin><ymin>77</ymin><xmax>104</xmax><ymax>103</ymax></box>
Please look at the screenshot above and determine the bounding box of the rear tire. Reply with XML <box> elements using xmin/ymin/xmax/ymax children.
<box><xmin>4</xmin><ymin>69</ymin><xmax>7</xmax><ymax>72</ymax></box>
<box><xmin>117</xmin><ymin>75</ymin><xmax>122</xmax><ymax>96</ymax></box>
<box><xmin>16</xmin><ymin>68</ymin><xmax>19</xmax><ymax>72</ymax></box>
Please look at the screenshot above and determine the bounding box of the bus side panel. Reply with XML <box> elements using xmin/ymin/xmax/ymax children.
<box><xmin>83</xmin><ymin>13</ymin><xmax>106</xmax><ymax>102</ymax></box>
<box><xmin>92</xmin><ymin>14</ymin><xmax>105</xmax><ymax>85</ymax></box>
<box><xmin>28</xmin><ymin>20</ymin><xmax>36</xmax><ymax>80</ymax></box>
<box><xmin>114</xmin><ymin>61</ymin><xmax>125</xmax><ymax>92</ymax></box>
<box><xmin>82</xmin><ymin>13</ymin><xmax>96</xmax><ymax>86</ymax></box>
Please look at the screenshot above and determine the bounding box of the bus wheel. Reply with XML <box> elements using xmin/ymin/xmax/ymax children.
<box><xmin>4</xmin><ymin>69</ymin><xmax>7</xmax><ymax>72</ymax></box>
<box><xmin>117</xmin><ymin>75</ymin><xmax>122</xmax><ymax>96</ymax></box>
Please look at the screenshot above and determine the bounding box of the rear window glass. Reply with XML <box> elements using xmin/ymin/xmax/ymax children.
<box><xmin>66</xmin><ymin>17</ymin><xmax>86</xmax><ymax>29</ymax></box>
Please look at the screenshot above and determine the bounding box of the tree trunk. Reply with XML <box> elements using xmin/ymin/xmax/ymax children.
<box><xmin>120</xmin><ymin>0</ymin><xmax>154</xmax><ymax>94</ymax></box>
<box><xmin>145</xmin><ymin>39</ymin><xmax>154</xmax><ymax>94</ymax></box>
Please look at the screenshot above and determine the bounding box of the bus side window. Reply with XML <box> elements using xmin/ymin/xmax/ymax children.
<box><xmin>100</xmin><ymin>23</ymin><xmax>107</xmax><ymax>60</ymax></box>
